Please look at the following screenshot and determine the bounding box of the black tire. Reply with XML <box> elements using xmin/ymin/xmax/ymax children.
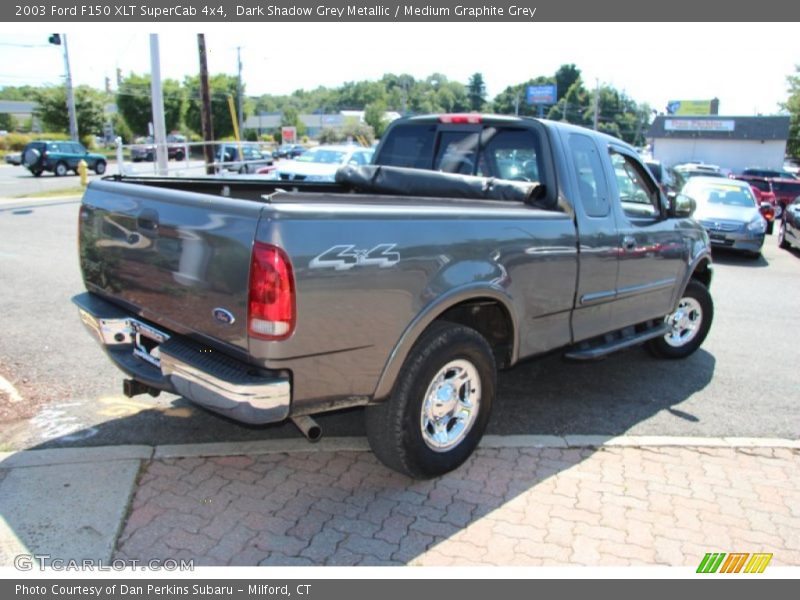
<box><xmin>94</xmin><ymin>160</ymin><xmax>106</xmax><ymax>175</ymax></box>
<box><xmin>54</xmin><ymin>161</ymin><xmax>68</xmax><ymax>177</ymax></box>
<box><xmin>647</xmin><ymin>280</ymin><xmax>713</xmax><ymax>360</ymax></box>
<box><xmin>239</xmin><ymin>165</ymin><xmax>249</xmax><ymax>174</ymax></box>
<box><xmin>174</xmin><ymin>151</ymin><xmax>185</xmax><ymax>161</ymax></box>
<box><xmin>365</xmin><ymin>321</ymin><xmax>496</xmax><ymax>479</ymax></box>
<box><xmin>30</xmin><ymin>169</ymin><xmax>42</xmax><ymax>177</ymax></box>
<box><xmin>766</xmin><ymin>220</ymin><xmax>774</xmax><ymax>235</ymax></box>
<box><xmin>778</xmin><ymin>221</ymin><xmax>791</xmax><ymax>250</ymax></box>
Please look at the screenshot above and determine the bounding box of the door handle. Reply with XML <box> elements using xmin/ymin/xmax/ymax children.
<box><xmin>622</xmin><ymin>236</ymin><xmax>637</xmax><ymax>251</ymax></box>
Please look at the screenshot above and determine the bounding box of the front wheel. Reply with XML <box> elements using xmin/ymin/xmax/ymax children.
<box><xmin>54</xmin><ymin>161</ymin><xmax>68</xmax><ymax>177</ymax></box>
<box><xmin>647</xmin><ymin>280</ymin><xmax>713</xmax><ymax>359</ymax></box>
<box><xmin>94</xmin><ymin>160</ymin><xmax>106</xmax><ymax>175</ymax></box>
<box><xmin>365</xmin><ymin>322</ymin><xmax>496</xmax><ymax>479</ymax></box>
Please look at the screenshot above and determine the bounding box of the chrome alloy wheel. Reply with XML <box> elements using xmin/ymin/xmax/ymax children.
<box><xmin>664</xmin><ymin>297</ymin><xmax>703</xmax><ymax>348</ymax></box>
<box><xmin>420</xmin><ymin>359</ymin><xmax>481</xmax><ymax>452</ymax></box>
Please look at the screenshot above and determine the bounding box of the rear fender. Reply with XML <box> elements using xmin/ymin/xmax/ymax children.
<box><xmin>371</xmin><ymin>283</ymin><xmax>518</xmax><ymax>401</ymax></box>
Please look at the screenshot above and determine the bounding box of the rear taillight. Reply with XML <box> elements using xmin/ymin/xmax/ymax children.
<box><xmin>438</xmin><ymin>113</ymin><xmax>482</xmax><ymax>124</ymax></box>
<box><xmin>248</xmin><ymin>242</ymin><xmax>295</xmax><ymax>341</ymax></box>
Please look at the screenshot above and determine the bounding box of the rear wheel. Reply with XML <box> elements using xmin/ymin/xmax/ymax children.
<box><xmin>94</xmin><ymin>160</ymin><xmax>106</xmax><ymax>175</ymax></box>
<box><xmin>54</xmin><ymin>161</ymin><xmax>68</xmax><ymax>177</ymax></box>
<box><xmin>778</xmin><ymin>221</ymin><xmax>791</xmax><ymax>249</ymax></box>
<box><xmin>365</xmin><ymin>322</ymin><xmax>495</xmax><ymax>478</ymax></box>
<box><xmin>647</xmin><ymin>280</ymin><xmax>713</xmax><ymax>359</ymax></box>
<box><xmin>30</xmin><ymin>169</ymin><xmax>42</xmax><ymax>177</ymax></box>
<box><xmin>766</xmin><ymin>220</ymin><xmax>774</xmax><ymax>235</ymax></box>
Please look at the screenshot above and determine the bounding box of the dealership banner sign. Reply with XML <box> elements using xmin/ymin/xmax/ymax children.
<box><xmin>664</xmin><ymin>119</ymin><xmax>736</xmax><ymax>133</ymax></box>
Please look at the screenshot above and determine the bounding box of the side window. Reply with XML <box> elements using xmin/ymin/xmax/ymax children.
<box><xmin>73</xmin><ymin>143</ymin><xmax>86</xmax><ymax>154</ymax></box>
<box><xmin>609</xmin><ymin>150</ymin><xmax>660</xmax><ymax>219</ymax></box>
<box><xmin>478</xmin><ymin>128</ymin><xmax>542</xmax><ymax>182</ymax></box>
<box><xmin>568</xmin><ymin>134</ymin><xmax>609</xmax><ymax>217</ymax></box>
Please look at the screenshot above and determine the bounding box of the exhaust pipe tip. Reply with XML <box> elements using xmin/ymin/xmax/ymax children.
<box><xmin>291</xmin><ymin>415</ymin><xmax>322</xmax><ymax>443</ymax></box>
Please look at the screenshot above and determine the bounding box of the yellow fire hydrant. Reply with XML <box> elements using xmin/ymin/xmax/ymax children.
<box><xmin>77</xmin><ymin>159</ymin><xmax>88</xmax><ymax>187</ymax></box>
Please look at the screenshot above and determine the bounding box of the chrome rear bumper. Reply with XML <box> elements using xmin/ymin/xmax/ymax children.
<box><xmin>73</xmin><ymin>292</ymin><xmax>291</xmax><ymax>425</ymax></box>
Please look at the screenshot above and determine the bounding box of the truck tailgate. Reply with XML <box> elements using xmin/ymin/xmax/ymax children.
<box><xmin>78</xmin><ymin>179</ymin><xmax>265</xmax><ymax>355</ymax></box>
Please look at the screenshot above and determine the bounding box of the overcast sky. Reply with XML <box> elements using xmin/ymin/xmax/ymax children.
<box><xmin>0</xmin><ymin>23</ymin><xmax>796</xmax><ymax>116</ymax></box>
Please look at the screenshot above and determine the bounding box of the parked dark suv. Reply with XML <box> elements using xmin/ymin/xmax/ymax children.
<box><xmin>22</xmin><ymin>140</ymin><xmax>107</xmax><ymax>177</ymax></box>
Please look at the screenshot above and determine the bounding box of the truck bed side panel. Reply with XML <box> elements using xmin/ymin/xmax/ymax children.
<box><xmin>251</xmin><ymin>195</ymin><xmax>578</xmax><ymax>412</ymax></box>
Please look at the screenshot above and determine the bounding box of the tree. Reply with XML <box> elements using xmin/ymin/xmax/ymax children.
<box><xmin>184</xmin><ymin>74</ymin><xmax>243</xmax><ymax>139</ymax></box>
<box><xmin>0</xmin><ymin>113</ymin><xmax>17</xmax><ymax>131</ymax></box>
<box><xmin>364</xmin><ymin>101</ymin><xmax>388</xmax><ymax>138</ymax></box>
<box><xmin>467</xmin><ymin>73</ymin><xmax>487</xmax><ymax>112</ymax></box>
<box><xmin>33</xmin><ymin>85</ymin><xmax>107</xmax><ymax>138</ymax></box>
<box><xmin>116</xmin><ymin>73</ymin><xmax>185</xmax><ymax>136</ymax></box>
<box><xmin>280</xmin><ymin>106</ymin><xmax>306</xmax><ymax>139</ymax></box>
<box><xmin>783</xmin><ymin>65</ymin><xmax>800</xmax><ymax>158</ymax></box>
<box><xmin>554</xmin><ymin>64</ymin><xmax>581</xmax><ymax>102</ymax></box>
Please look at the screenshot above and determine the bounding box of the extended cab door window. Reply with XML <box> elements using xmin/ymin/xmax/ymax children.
<box><xmin>569</xmin><ymin>134</ymin><xmax>609</xmax><ymax>217</ymax></box>
<box><xmin>609</xmin><ymin>150</ymin><xmax>661</xmax><ymax>220</ymax></box>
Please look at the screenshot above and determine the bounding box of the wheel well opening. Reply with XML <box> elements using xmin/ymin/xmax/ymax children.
<box><xmin>437</xmin><ymin>299</ymin><xmax>513</xmax><ymax>369</ymax></box>
<box><xmin>691</xmin><ymin>260</ymin><xmax>712</xmax><ymax>288</ymax></box>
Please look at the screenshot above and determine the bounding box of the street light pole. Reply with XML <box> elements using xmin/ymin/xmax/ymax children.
<box><xmin>237</xmin><ymin>47</ymin><xmax>244</xmax><ymax>138</ymax></box>
<box><xmin>61</xmin><ymin>34</ymin><xmax>79</xmax><ymax>142</ymax></box>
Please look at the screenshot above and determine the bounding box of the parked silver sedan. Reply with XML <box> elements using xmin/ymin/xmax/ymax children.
<box><xmin>681</xmin><ymin>176</ymin><xmax>766</xmax><ymax>257</ymax></box>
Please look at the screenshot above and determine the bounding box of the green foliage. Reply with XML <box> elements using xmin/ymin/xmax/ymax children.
<box><xmin>0</xmin><ymin>86</ymin><xmax>40</xmax><ymax>101</ymax></box>
<box><xmin>32</xmin><ymin>85</ymin><xmax>107</xmax><ymax>138</ymax></box>
<box><xmin>184</xmin><ymin>74</ymin><xmax>243</xmax><ymax>140</ymax></box>
<box><xmin>116</xmin><ymin>73</ymin><xmax>185</xmax><ymax>135</ymax></box>
<box><xmin>318</xmin><ymin>122</ymin><xmax>375</xmax><ymax>145</ymax></box>
<box><xmin>0</xmin><ymin>131</ymin><xmax>70</xmax><ymax>151</ymax></box>
<box><xmin>110</xmin><ymin>113</ymin><xmax>133</xmax><ymax>144</ymax></box>
<box><xmin>280</xmin><ymin>107</ymin><xmax>306</xmax><ymax>139</ymax></box>
<box><xmin>364</xmin><ymin>101</ymin><xmax>388</xmax><ymax>138</ymax></box>
<box><xmin>467</xmin><ymin>73</ymin><xmax>487</xmax><ymax>112</ymax></box>
<box><xmin>0</xmin><ymin>113</ymin><xmax>17</xmax><ymax>131</ymax></box>
<box><xmin>784</xmin><ymin>65</ymin><xmax>800</xmax><ymax>158</ymax></box>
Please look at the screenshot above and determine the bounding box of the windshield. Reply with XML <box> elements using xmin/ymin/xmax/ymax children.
<box><xmin>689</xmin><ymin>183</ymin><xmax>756</xmax><ymax>207</ymax></box>
<box><xmin>296</xmin><ymin>149</ymin><xmax>347</xmax><ymax>164</ymax></box>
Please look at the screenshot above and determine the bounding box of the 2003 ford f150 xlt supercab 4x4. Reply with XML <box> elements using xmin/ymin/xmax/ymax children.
<box><xmin>73</xmin><ymin>114</ymin><xmax>713</xmax><ymax>478</ymax></box>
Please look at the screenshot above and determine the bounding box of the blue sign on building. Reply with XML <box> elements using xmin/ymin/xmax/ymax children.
<box><xmin>526</xmin><ymin>84</ymin><xmax>557</xmax><ymax>105</ymax></box>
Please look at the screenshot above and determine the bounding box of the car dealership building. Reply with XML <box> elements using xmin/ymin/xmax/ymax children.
<box><xmin>647</xmin><ymin>115</ymin><xmax>790</xmax><ymax>172</ymax></box>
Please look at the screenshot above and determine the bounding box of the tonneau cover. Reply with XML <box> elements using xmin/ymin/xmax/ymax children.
<box><xmin>335</xmin><ymin>164</ymin><xmax>549</xmax><ymax>207</ymax></box>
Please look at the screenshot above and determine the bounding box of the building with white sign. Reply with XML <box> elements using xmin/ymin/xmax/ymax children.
<box><xmin>647</xmin><ymin>115</ymin><xmax>790</xmax><ymax>172</ymax></box>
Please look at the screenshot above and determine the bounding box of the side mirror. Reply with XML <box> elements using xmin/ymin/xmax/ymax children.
<box><xmin>670</xmin><ymin>193</ymin><xmax>696</xmax><ymax>218</ymax></box>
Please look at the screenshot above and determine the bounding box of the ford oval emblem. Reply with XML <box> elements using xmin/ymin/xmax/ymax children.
<box><xmin>212</xmin><ymin>308</ymin><xmax>235</xmax><ymax>325</ymax></box>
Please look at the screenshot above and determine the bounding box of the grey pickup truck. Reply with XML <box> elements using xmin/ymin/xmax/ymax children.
<box><xmin>73</xmin><ymin>114</ymin><xmax>713</xmax><ymax>478</ymax></box>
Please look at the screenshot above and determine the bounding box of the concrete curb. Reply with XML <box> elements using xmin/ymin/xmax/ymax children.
<box><xmin>0</xmin><ymin>436</ymin><xmax>797</xmax><ymax>467</ymax></box>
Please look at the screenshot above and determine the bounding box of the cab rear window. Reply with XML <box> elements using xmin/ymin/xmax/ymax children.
<box><xmin>378</xmin><ymin>123</ymin><xmax>545</xmax><ymax>185</ymax></box>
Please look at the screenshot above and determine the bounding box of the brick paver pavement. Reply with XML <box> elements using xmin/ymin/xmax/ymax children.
<box><xmin>115</xmin><ymin>445</ymin><xmax>800</xmax><ymax>566</ymax></box>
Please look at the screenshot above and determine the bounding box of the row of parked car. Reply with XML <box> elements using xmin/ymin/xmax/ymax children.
<box><xmin>644</xmin><ymin>159</ymin><xmax>800</xmax><ymax>257</ymax></box>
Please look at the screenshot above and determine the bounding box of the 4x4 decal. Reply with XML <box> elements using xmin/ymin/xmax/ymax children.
<box><xmin>310</xmin><ymin>244</ymin><xmax>400</xmax><ymax>271</ymax></box>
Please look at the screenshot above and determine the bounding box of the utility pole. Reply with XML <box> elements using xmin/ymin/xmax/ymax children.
<box><xmin>149</xmin><ymin>34</ymin><xmax>169</xmax><ymax>175</ymax></box>
<box><xmin>50</xmin><ymin>34</ymin><xmax>79</xmax><ymax>142</ymax></box>
<box><xmin>514</xmin><ymin>90</ymin><xmax>520</xmax><ymax>116</ymax></box>
<box><xmin>197</xmin><ymin>34</ymin><xmax>215</xmax><ymax>175</ymax></box>
<box><xmin>236</xmin><ymin>46</ymin><xmax>244</xmax><ymax>138</ymax></box>
<box><xmin>593</xmin><ymin>78</ymin><xmax>600</xmax><ymax>131</ymax></box>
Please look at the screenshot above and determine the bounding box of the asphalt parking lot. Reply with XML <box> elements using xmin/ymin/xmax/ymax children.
<box><xmin>1</xmin><ymin>193</ymin><xmax>799</xmax><ymax>452</ymax></box>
